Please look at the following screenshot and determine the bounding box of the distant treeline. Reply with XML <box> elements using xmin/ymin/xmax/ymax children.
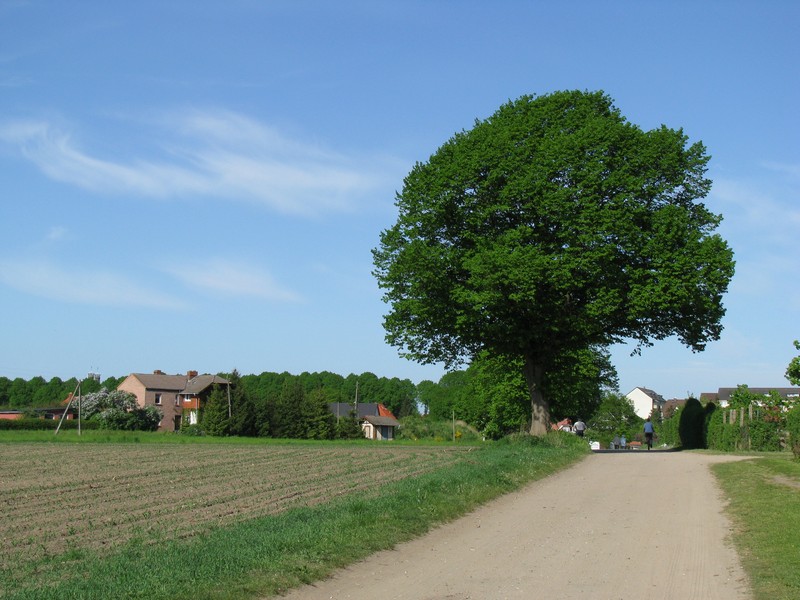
<box><xmin>238</xmin><ymin>371</ymin><xmax>418</xmax><ymax>418</ymax></box>
<box><xmin>0</xmin><ymin>371</ymin><xmax>420</xmax><ymax>418</ymax></box>
<box><xmin>0</xmin><ymin>361</ymin><xmax>610</xmax><ymax>440</ymax></box>
<box><xmin>0</xmin><ymin>375</ymin><xmax>126</xmax><ymax>409</ymax></box>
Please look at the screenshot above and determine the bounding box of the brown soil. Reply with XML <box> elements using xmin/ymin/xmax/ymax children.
<box><xmin>0</xmin><ymin>442</ymin><xmax>471</xmax><ymax>590</ymax></box>
<box><xmin>278</xmin><ymin>451</ymin><xmax>752</xmax><ymax>600</ymax></box>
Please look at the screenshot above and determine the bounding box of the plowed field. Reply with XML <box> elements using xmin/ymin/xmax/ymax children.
<box><xmin>0</xmin><ymin>441</ymin><xmax>472</xmax><ymax>592</ymax></box>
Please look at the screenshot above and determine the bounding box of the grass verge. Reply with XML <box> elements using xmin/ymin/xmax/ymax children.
<box><xmin>2</xmin><ymin>433</ymin><xmax>587</xmax><ymax>600</ymax></box>
<box><xmin>713</xmin><ymin>455</ymin><xmax>800</xmax><ymax>600</ymax></box>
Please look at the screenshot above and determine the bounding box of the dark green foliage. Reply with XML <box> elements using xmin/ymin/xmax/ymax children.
<box><xmin>271</xmin><ymin>379</ymin><xmax>305</xmax><ymax>438</ymax></box>
<box><xmin>0</xmin><ymin>418</ymin><xmax>100</xmax><ymax>431</ymax></box>
<box><xmin>395</xmin><ymin>414</ymin><xmax>482</xmax><ymax>442</ymax></box>
<box><xmin>707</xmin><ymin>402</ymin><xmax>792</xmax><ymax>452</ymax></box>
<box><xmin>467</xmin><ymin>355</ymin><xmax>528</xmax><ymax>438</ymax></box>
<box><xmin>786</xmin><ymin>340</ymin><xmax>800</xmax><ymax>385</ymax></box>
<box><xmin>299</xmin><ymin>388</ymin><xmax>335</xmax><ymax>440</ymax></box>
<box><xmin>705</xmin><ymin>385</ymin><xmax>794</xmax><ymax>452</ymax></box>
<box><xmin>705</xmin><ymin>406</ymin><xmax>740</xmax><ymax>451</ymax></box>
<box><xmin>373</xmin><ymin>90</ymin><xmax>734</xmax><ymax>435</ymax></box>
<box><xmin>678</xmin><ymin>397</ymin><xmax>706</xmax><ymax>449</ymax></box>
<box><xmin>334</xmin><ymin>412</ymin><xmax>363</xmax><ymax>439</ymax></box>
<box><xmin>426</xmin><ymin>370</ymin><xmax>471</xmax><ymax>420</ymax></box>
<box><xmin>656</xmin><ymin>407</ymin><xmax>681</xmax><ymax>447</ymax></box>
<box><xmin>201</xmin><ymin>385</ymin><xmax>231</xmax><ymax>436</ymax></box>
<box><xmin>587</xmin><ymin>392</ymin><xmax>641</xmax><ymax>447</ymax></box>
<box><xmin>401</xmin><ymin>348</ymin><xmax>615</xmax><ymax>440</ymax></box>
<box><xmin>786</xmin><ymin>405</ymin><xmax>800</xmax><ymax>459</ymax></box>
<box><xmin>228</xmin><ymin>370</ymin><xmax>258</xmax><ymax>437</ymax></box>
<box><xmin>745</xmin><ymin>418</ymin><xmax>782</xmax><ymax>452</ymax></box>
<box><xmin>0</xmin><ymin>375</ymin><xmax>123</xmax><ymax>408</ymax></box>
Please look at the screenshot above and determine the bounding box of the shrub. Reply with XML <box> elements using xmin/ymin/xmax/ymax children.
<box><xmin>679</xmin><ymin>397</ymin><xmax>707</xmax><ymax>449</ymax></box>
<box><xmin>396</xmin><ymin>415</ymin><xmax>482</xmax><ymax>442</ymax></box>
<box><xmin>786</xmin><ymin>405</ymin><xmax>800</xmax><ymax>459</ymax></box>
<box><xmin>746</xmin><ymin>418</ymin><xmax>782</xmax><ymax>452</ymax></box>
<box><xmin>657</xmin><ymin>408</ymin><xmax>681</xmax><ymax>447</ymax></box>
<box><xmin>0</xmin><ymin>418</ymin><xmax>99</xmax><ymax>431</ymax></box>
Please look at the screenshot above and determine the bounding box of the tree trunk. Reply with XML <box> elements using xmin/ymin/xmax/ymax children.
<box><xmin>523</xmin><ymin>356</ymin><xmax>550</xmax><ymax>436</ymax></box>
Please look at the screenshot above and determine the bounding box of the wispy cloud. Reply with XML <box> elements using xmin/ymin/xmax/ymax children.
<box><xmin>711</xmin><ymin>172</ymin><xmax>800</xmax><ymax>301</ymax></box>
<box><xmin>762</xmin><ymin>161</ymin><xmax>800</xmax><ymax>181</ymax></box>
<box><xmin>44</xmin><ymin>226</ymin><xmax>69</xmax><ymax>242</ymax></box>
<box><xmin>712</xmin><ymin>176</ymin><xmax>800</xmax><ymax>248</ymax></box>
<box><xmin>0</xmin><ymin>109</ymin><xmax>398</xmax><ymax>215</ymax></box>
<box><xmin>162</xmin><ymin>258</ymin><xmax>304</xmax><ymax>303</ymax></box>
<box><xmin>0</xmin><ymin>258</ymin><xmax>186</xmax><ymax>309</ymax></box>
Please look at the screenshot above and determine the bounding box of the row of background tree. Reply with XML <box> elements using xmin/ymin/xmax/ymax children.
<box><xmin>0</xmin><ymin>375</ymin><xmax>126</xmax><ymax>409</ymax></box>
<box><xmin>0</xmin><ymin>345</ymin><xmax>617</xmax><ymax>440</ymax></box>
<box><xmin>0</xmin><ymin>371</ymin><xmax>417</xmax><ymax>416</ymax></box>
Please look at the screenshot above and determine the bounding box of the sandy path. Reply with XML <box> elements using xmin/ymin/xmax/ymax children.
<box><xmin>278</xmin><ymin>451</ymin><xmax>752</xmax><ymax>600</ymax></box>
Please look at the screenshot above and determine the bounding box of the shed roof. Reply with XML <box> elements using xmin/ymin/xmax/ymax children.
<box><xmin>363</xmin><ymin>415</ymin><xmax>400</xmax><ymax>427</ymax></box>
<box><xmin>328</xmin><ymin>402</ymin><xmax>399</xmax><ymax>421</ymax></box>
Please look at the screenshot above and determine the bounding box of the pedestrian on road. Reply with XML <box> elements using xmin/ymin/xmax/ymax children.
<box><xmin>574</xmin><ymin>419</ymin><xmax>586</xmax><ymax>437</ymax></box>
<box><xmin>620</xmin><ymin>434</ymin><xmax>627</xmax><ymax>450</ymax></box>
<box><xmin>644</xmin><ymin>418</ymin><xmax>655</xmax><ymax>450</ymax></box>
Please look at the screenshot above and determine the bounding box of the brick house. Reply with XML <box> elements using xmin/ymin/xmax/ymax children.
<box><xmin>117</xmin><ymin>370</ymin><xmax>229</xmax><ymax>432</ymax></box>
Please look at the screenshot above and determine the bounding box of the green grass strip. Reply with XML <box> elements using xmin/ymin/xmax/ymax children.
<box><xmin>713</xmin><ymin>456</ymin><xmax>800</xmax><ymax>600</ymax></box>
<box><xmin>3</xmin><ymin>434</ymin><xmax>587</xmax><ymax>600</ymax></box>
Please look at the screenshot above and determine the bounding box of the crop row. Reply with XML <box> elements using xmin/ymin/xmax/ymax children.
<box><xmin>0</xmin><ymin>442</ymin><xmax>471</xmax><ymax>592</ymax></box>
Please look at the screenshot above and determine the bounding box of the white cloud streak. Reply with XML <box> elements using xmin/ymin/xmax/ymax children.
<box><xmin>0</xmin><ymin>258</ymin><xmax>186</xmax><ymax>309</ymax></box>
<box><xmin>0</xmin><ymin>110</ymin><xmax>395</xmax><ymax>216</ymax></box>
<box><xmin>162</xmin><ymin>258</ymin><xmax>304</xmax><ymax>303</ymax></box>
<box><xmin>711</xmin><ymin>173</ymin><xmax>800</xmax><ymax>300</ymax></box>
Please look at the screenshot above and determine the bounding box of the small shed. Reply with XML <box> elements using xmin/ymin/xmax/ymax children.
<box><xmin>362</xmin><ymin>414</ymin><xmax>401</xmax><ymax>441</ymax></box>
<box><xmin>328</xmin><ymin>402</ymin><xmax>401</xmax><ymax>440</ymax></box>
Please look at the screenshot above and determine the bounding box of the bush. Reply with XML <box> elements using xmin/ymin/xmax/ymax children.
<box><xmin>705</xmin><ymin>408</ymin><xmax>740</xmax><ymax>451</ymax></box>
<box><xmin>746</xmin><ymin>418</ymin><xmax>782</xmax><ymax>452</ymax></box>
<box><xmin>678</xmin><ymin>397</ymin><xmax>706</xmax><ymax>449</ymax></box>
<box><xmin>179</xmin><ymin>424</ymin><xmax>205</xmax><ymax>436</ymax></box>
<box><xmin>497</xmin><ymin>430</ymin><xmax>590</xmax><ymax>453</ymax></box>
<box><xmin>657</xmin><ymin>408</ymin><xmax>681</xmax><ymax>447</ymax></box>
<box><xmin>0</xmin><ymin>418</ymin><xmax>100</xmax><ymax>431</ymax></box>
<box><xmin>397</xmin><ymin>415</ymin><xmax>482</xmax><ymax>442</ymax></box>
<box><xmin>786</xmin><ymin>405</ymin><xmax>800</xmax><ymax>459</ymax></box>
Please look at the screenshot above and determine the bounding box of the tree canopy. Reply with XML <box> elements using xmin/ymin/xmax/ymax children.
<box><xmin>786</xmin><ymin>340</ymin><xmax>800</xmax><ymax>386</ymax></box>
<box><xmin>373</xmin><ymin>90</ymin><xmax>735</xmax><ymax>435</ymax></box>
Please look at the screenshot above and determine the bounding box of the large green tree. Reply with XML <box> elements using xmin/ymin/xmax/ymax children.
<box><xmin>373</xmin><ymin>90</ymin><xmax>734</xmax><ymax>435</ymax></box>
<box><xmin>202</xmin><ymin>384</ymin><xmax>231</xmax><ymax>436</ymax></box>
<box><xmin>786</xmin><ymin>340</ymin><xmax>800</xmax><ymax>385</ymax></box>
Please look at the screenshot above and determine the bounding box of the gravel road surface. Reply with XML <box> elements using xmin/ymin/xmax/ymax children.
<box><xmin>278</xmin><ymin>451</ymin><xmax>752</xmax><ymax>600</ymax></box>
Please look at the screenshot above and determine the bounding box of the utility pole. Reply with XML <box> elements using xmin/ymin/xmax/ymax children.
<box><xmin>56</xmin><ymin>379</ymin><xmax>82</xmax><ymax>435</ymax></box>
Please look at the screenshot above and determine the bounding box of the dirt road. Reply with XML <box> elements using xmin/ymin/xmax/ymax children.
<box><xmin>278</xmin><ymin>451</ymin><xmax>752</xmax><ymax>600</ymax></box>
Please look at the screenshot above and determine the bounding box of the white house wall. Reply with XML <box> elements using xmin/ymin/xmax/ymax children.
<box><xmin>626</xmin><ymin>388</ymin><xmax>655</xmax><ymax>419</ymax></box>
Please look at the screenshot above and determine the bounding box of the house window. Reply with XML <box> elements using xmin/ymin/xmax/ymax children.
<box><xmin>154</xmin><ymin>393</ymin><xmax>162</xmax><ymax>405</ymax></box>
<box><xmin>174</xmin><ymin>395</ymin><xmax>180</xmax><ymax>406</ymax></box>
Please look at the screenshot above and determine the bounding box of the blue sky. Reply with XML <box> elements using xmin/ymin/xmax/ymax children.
<box><xmin>1</xmin><ymin>1</ymin><xmax>798</xmax><ymax>401</ymax></box>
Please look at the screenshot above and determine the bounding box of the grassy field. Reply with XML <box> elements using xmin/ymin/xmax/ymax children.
<box><xmin>0</xmin><ymin>431</ymin><xmax>588</xmax><ymax>600</ymax></box>
<box><xmin>713</xmin><ymin>454</ymin><xmax>800</xmax><ymax>600</ymax></box>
